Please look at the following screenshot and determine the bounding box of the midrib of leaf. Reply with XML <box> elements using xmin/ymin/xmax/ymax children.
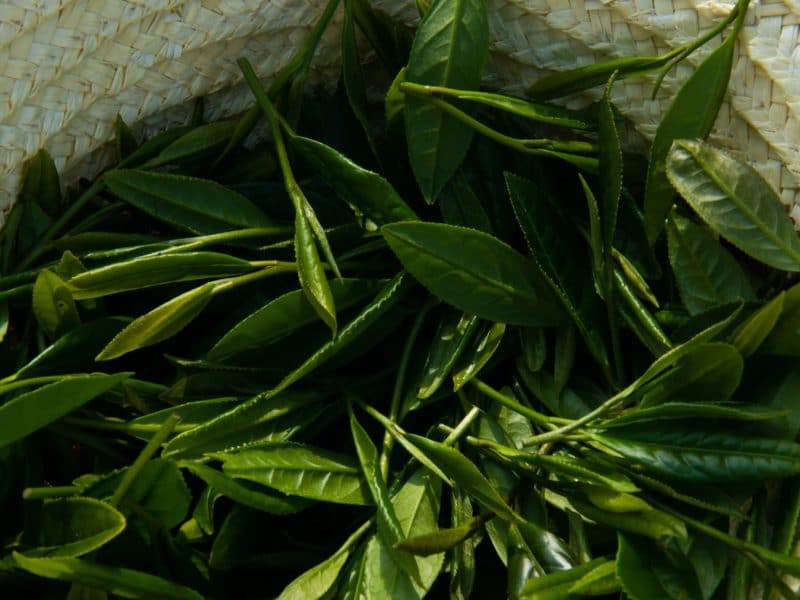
<box><xmin>692</xmin><ymin>151</ymin><xmax>800</xmax><ymax>264</ymax></box>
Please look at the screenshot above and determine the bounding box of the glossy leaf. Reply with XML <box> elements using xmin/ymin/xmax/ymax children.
<box><xmin>405</xmin><ymin>434</ymin><xmax>519</xmax><ymax>523</ymax></box>
<box><xmin>593</xmin><ymin>423</ymin><xmax>800</xmax><ymax>482</ymax></box>
<box><xmin>96</xmin><ymin>282</ymin><xmax>215</xmax><ymax>361</ymax></box>
<box><xmin>730</xmin><ymin>292</ymin><xmax>784</xmax><ymax>357</ymax></box>
<box><xmin>666</xmin><ymin>139</ymin><xmax>800</xmax><ymax>270</ymax></box>
<box><xmin>598</xmin><ymin>75</ymin><xmax>621</xmax><ymax>262</ymax></box>
<box><xmin>760</xmin><ymin>282</ymin><xmax>800</xmax><ymax>356</ymax></box>
<box><xmin>0</xmin><ymin>373</ymin><xmax>130</xmax><ymax>448</ymax></box>
<box><xmin>404</xmin><ymin>0</ymin><xmax>489</xmax><ymax>201</ymax></box>
<box><xmin>67</xmin><ymin>252</ymin><xmax>252</xmax><ymax>300</ymax></box>
<box><xmin>289</xmin><ymin>133</ymin><xmax>417</xmax><ymax>225</ymax></box>
<box><xmin>417</xmin><ymin>310</ymin><xmax>479</xmax><ymax>398</ymax></box>
<box><xmin>12</xmin><ymin>553</ymin><xmax>203</xmax><ymax>599</ymax></box>
<box><xmin>218</xmin><ymin>443</ymin><xmax>372</xmax><ymax>505</ymax></box>
<box><xmin>33</xmin><ymin>269</ymin><xmax>80</xmax><ymax>338</ymax></box>
<box><xmin>104</xmin><ymin>170</ymin><xmax>271</xmax><ymax>234</ymax></box>
<box><xmin>644</xmin><ymin>24</ymin><xmax>739</xmax><ymax>243</ymax></box>
<box><xmin>519</xmin><ymin>557</ymin><xmax>614</xmax><ymax>599</ymax></box>
<box><xmin>506</xmin><ymin>173</ymin><xmax>610</xmax><ymax>375</ymax></box>
<box><xmin>145</xmin><ymin>121</ymin><xmax>235</xmax><ymax>167</ymax></box>
<box><xmin>208</xmin><ymin>279</ymin><xmax>382</xmax><ymax>361</ymax></box>
<box><xmin>165</xmin><ymin>275</ymin><xmax>410</xmax><ymax>457</ymax></box>
<box><xmin>22</xmin><ymin>497</ymin><xmax>125</xmax><ymax>558</ymax></box>
<box><xmin>667</xmin><ymin>213</ymin><xmax>754</xmax><ymax>314</ymax></box>
<box><xmin>181</xmin><ymin>462</ymin><xmax>310</xmax><ymax>515</ymax></box>
<box><xmin>383</xmin><ymin>222</ymin><xmax>565</xmax><ymax>326</ymax></box>
<box><xmin>600</xmin><ymin>402</ymin><xmax>790</xmax><ymax>429</ymax></box>
<box><xmin>453</xmin><ymin>321</ymin><xmax>505</xmax><ymax>391</ymax></box>
<box><xmin>361</xmin><ymin>468</ymin><xmax>444</xmax><ymax>598</ymax></box>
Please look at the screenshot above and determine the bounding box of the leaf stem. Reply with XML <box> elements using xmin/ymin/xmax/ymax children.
<box><xmin>471</xmin><ymin>378</ymin><xmax>569</xmax><ymax>426</ymax></box>
<box><xmin>522</xmin><ymin>392</ymin><xmax>624</xmax><ymax>446</ymax></box>
<box><xmin>61</xmin><ymin>416</ymin><xmax>194</xmax><ymax>435</ymax></box>
<box><xmin>110</xmin><ymin>413</ymin><xmax>181</xmax><ymax>507</ymax></box>
<box><xmin>22</xmin><ymin>485</ymin><xmax>81</xmax><ymax>500</ymax></box>
<box><xmin>442</xmin><ymin>405</ymin><xmax>483</xmax><ymax>446</ymax></box>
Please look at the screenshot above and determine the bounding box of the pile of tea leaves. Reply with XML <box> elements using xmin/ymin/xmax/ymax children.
<box><xmin>3</xmin><ymin>0</ymin><xmax>800</xmax><ymax>598</ymax></box>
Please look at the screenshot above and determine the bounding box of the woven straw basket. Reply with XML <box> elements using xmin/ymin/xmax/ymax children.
<box><xmin>1</xmin><ymin>0</ymin><xmax>799</xmax><ymax>228</ymax></box>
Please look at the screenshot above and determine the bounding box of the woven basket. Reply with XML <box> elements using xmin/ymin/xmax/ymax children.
<box><xmin>1</xmin><ymin>0</ymin><xmax>799</xmax><ymax>227</ymax></box>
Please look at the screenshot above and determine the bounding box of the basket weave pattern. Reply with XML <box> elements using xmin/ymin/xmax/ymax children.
<box><xmin>1</xmin><ymin>0</ymin><xmax>799</xmax><ymax>225</ymax></box>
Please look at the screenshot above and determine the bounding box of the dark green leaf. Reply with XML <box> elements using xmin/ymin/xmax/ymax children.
<box><xmin>67</xmin><ymin>252</ymin><xmax>253</xmax><ymax>300</ymax></box>
<box><xmin>22</xmin><ymin>497</ymin><xmax>125</xmax><ymax>558</ymax></box>
<box><xmin>383</xmin><ymin>222</ymin><xmax>565</xmax><ymax>326</ymax></box>
<box><xmin>104</xmin><ymin>170</ymin><xmax>272</xmax><ymax>234</ymax></box>
<box><xmin>0</xmin><ymin>373</ymin><xmax>130</xmax><ymax>448</ymax></box>
<box><xmin>616</xmin><ymin>533</ymin><xmax>703</xmax><ymax>600</ymax></box>
<box><xmin>405</xmin><ymin>0</ymin><xmax>489</xmax><ymax>201</ymax></box>
<box><xmin>667</xmin><ymin>213</ymin><xmax>755</xmax><ymax>314</ymax></box>
<box><xmin>761</xmin><ymin>282</ymin><xmax>800</xmax><ymax>356</ymax></box>
<box><xmin>114</xmin><ymin>115</ymin><xmax>138</xmax><ymax>161</ymax></box>
<box><xmin>730</xmin><ymin>293</ymin><xmax>784</xmax><ymax>356</ymax></box>
<box><xmin>519</xmin><ymin>557</ymin><xmax>614</xmax><ymax>599</ymax></box>
<box><xmin>666</xmin><ymin>139</ymin><xmax>800</xmax><ymax>270</ymax></box>
<box><xmin>145</xmin><ymin>121</ymin><xmax>236</xmax><ymax>167</ymax></box>
<box><xmin>417</xmin><ymin>310</ymin><xmax>480</xmax><ymax>398</ymax></box>
<box><xmin>452</xmin><ymin>321</ymin><xmax>505</xmax><ymax>391</ymax></box>
<box><xmin>644</xmin><ymin>25</ymin><xmax>739</xmax><ymax>243</ymax></box>
<box><xmin>593</xmin><ymin>423</ymin><xmax>800</xmax><ymax>482</ymax></box>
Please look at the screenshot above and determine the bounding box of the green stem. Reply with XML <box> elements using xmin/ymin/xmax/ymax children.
<box><xmin>0</xmin><ymin>373</ymin><xmax>73</xmax><ymax>391</ymax></box>
<box><xmin>155</xmin><ymin>227</ymin><xmax>294</xmax><ymax>255</ymax></box>
<box><xmin>110</xmin><ymin>413</ymin><xmax>181</xmax><ymax>507</ymax></box>
<box><xmin>379</xmin><ymin>300</ymin><xmax>436</xmax><ymax>480</ymax></box>
<box><xmin>22</xmin><ymin>486</ymin><xmax>81</xmax><ymax>500</ymax></box>
<box><xmin>442</xmin><ymin>406</ymin><xmax>483</xmax><ymax>446</ymax></box>
<box><xmin>210</xmin><ymin>263</ymin><xmax>296</xmax><ymax>295</ymax></box>
<box><xmin>471</xmin><ymin>378</ymin><xmax>568</xmax><ymax>427</ymax></box>
<box><xmin>523</xmin><ymin>392</ymin><xmax>624</xmax><ymax>446</ymax></box>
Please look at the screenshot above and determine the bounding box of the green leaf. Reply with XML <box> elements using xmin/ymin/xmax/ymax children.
<box><xmin>361</xmin><ymin>468</ymin><xmax>444</xmax><ymax>598</ymax></box>
<box><xmin>21</xmin><ymin>497</ymin><xmax>125</xmax><ymax>558</ymax></box>
<box><xmin>667</xmin><ymin>213</ymin><xmax>755</xmax><ymax>315</ymax></box>
<box><xmin>383</xmin><ymin>222</ymin><xmax>565</xmax><ymax>326</ymax></box>
<box><xmin>96</xmin><ymin>282</ymin><xmax>215</xmax><ymax>361</ymax></box>
<box><xmin>507</xmin><ymin>171</ymin><xmax>614</xmax><ymax>373</ymax></box>
<box><xmin>666</xmin><ymin>139</ymin><xmax>800</xmax><ymax>270</ymax></box>
<box><xmin>103</xmin><ymin>170</ymin><xmax>272</xmax><ymax>234</ymax></box>
<box><xmin>144</xmin><ymin>121</ymin><xmax>236</xmax><ymax>167</ymax></box>
<box><xmin>600</xmin><ymin>402</ymin><xmax>790</xmax><ymax>429</ymax></box>
<box><xmin>644</xmin><ymin>25</ymin><xmax>739</xmax><ymax>243</ymax></box>
<box><xmin>289</xmin><ymin>133</ymin><xmax>417</xmax><ymax>226</ymax></box>
<box><xmin>19</xmin><ymin>149</ymin><xmax>62</xmax><ymax>219</ymax></box>
<box><xmin>81</xmin><ymin>459</ymin><xmax>191</xmax><ymax>529</ymax></box>
<box><xmin>593</xmin><ymin>423</ymin><xmax>800</xmax><ymax>482</ymax></box>
<box><xmin>294</xmin><ymin>189</ymin><xmax>337</xmax><ymax>336</ymax></box>
<box><xmin>67</xmin><ymin>252</ymin><xmax>253</xmax><ymax>300</ymax></box>
<box><xmin>341</xmin><ymin>2</ymin><xmax>378</xmax><ymax>159</ymax></box>
<box><xmin>12</xmin><ymin>553</ymin><xmax>203</xmax><ymax>600</ymax></box>
<box><xmin>277</xmin><ymin>523</ymin><xmax>368</xmax><ymax>600</ymax></box>
<box><xmin>452</xmin><ymin>321</ymin><xmax>505</xmax><ymax>391</ymax></box>
<box><xmin>439</xmin><ymin>170</ymin><xmax>493</xmax><ymax>233</ymax></box>
<box><xmin>632</xmin><ymin>342</ymin><xmax>743</xmax><ymax>407</ymax></box>
<box><xmin>730</xmin><ymin>292</ymin><xmax>784</xmax><ymax>357</ymax></box>
<box><xmin>395</xmin><ymin>517</ymin><xmax>482</xmax><ymax>556</ymax></box>
<box><xmin>616</xmin><ymin>533</ymin><xmax>704</xmax><ymax>600</ymax></box>
<box><xmin>519</xmin><ymin>557</ymin><xmax>614</xmax><ymax>599</ymax></box>
<box><xmin>218</xmin><ymin>443</ymin><xmax>372</xmax><ymax>505</ymax></box>
<box><xmin>404</xmin><ymin>0</ymin><xmax>489</xmax><ymax>201</ymax></box>
<box><xmin>405</xmin><ymin>434</ymin><xmax>519</xmax><ymax>523</ymax></box>
<box><xmin>349</xmin><ymin>408</ymin><xmax>421</xmax><ymax>583</ymax></box>
<box><xmin>180</xmin><ymin>461</ymin><xmax>311</xmax><ymax>515</ymax></box>
<box><xmin>761</xmin><ymin>282</ymin><xmax>800</xmax><ymax>356</ymax></box>
<box><xmin>0</xmin><ymin>302</ymin><xmax>7</xmax><ymax>344</ymax></box>
<box><xmin>0</xmin><ymin>373</ymin><xmax>130</xmax><ymax>448</ymax></box>
<box><xmin>598</xmin><ymin>75</ymin><xmax>621</xmax><ymax>262</ymax></box>
<box><xmin>417</xmin><ymin>310</ymin><xmax>480</xmax><ymax>398</ymax></box>
<box><xmin>208</xmin><ymin>279</ymin><xmax>382</xmax><ymax>361</ymax></box>
<box><xmin>569</xmin><ymin>559</ymin><xmax>620</xmax><ymax>595</ymax></box>
<box><xmin>114</xmin><ymin>114</ymin><xmax>138</xmax><ymax>161</ymax></box>
<box><xmin>33</xmin><ymin>269</ymin><xmax>80</xmax><ymax>338</ymax></box>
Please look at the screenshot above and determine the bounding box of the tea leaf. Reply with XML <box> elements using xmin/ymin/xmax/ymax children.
<box><xmin>104</xmin><ymin>170</ymin><xmax>272</xmax><ymax>234</ymax></box>
<box><xmin>218</xmin><ymin>443</ymin><xmax>372</xmax><ymax>505</ymax></box>
<box><xmin>383</xmin><ymin>222</ymin><xmax>566</xmax><ymax>326</ymax></box>
<box><xmin>405</xmin><ymin>0</ymin><xmax>489</xmax><ymax>201</ymax></box>
<box><xmin>667</xmin><ymin>213</ymin><xmax>754</xmax><ymax>314</ymax></box>
<box><xmin>20</xmin><ymin>149</ymin><xmax>62</xmax><ymax>219</ymax></box>
<box><xmin>0</xmin><ymin>373</ymin><xmax>130</xmax><ymax>448</ymax></box>
<box><xmin>12</xmin><ymin>553</ymin><xmax>203</xmax><ymax>599</ymax></box>
<box><xmin>33</xmin><ymin>269</ymin><xmax>80</xmax><ymax>338</ymax></box>
<box><xmin>96</xmin><ymin>283</ymin><xmax>215</xmax><ymax>361</ymax></box>
<box><xmin>666</xmin><ymin>139</ymin><xmax>800</xmax><ymax>270</ymax></box>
